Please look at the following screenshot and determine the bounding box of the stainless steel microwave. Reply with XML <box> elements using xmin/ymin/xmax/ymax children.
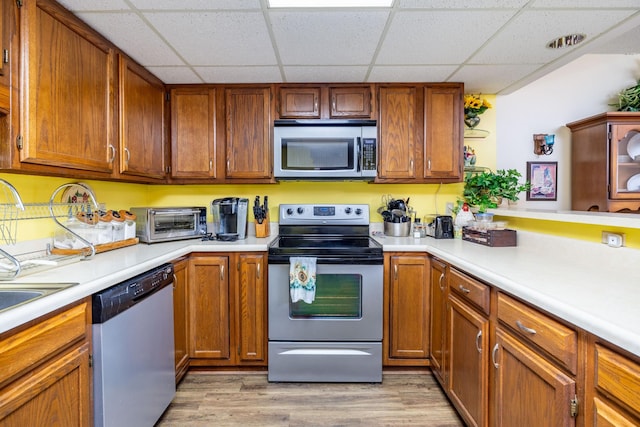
<box><xmin>130</xmin><ymin>207</ymin><xmax>207</xmax><ymax>243</ymax></box>
<box><xmin>273</xmin><ymin>119</ymin><xmax>377</xmax><ymax>180</ymax></box>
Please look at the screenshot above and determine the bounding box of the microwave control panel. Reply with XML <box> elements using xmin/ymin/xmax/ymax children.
<box><xmin>361</xmin><ymin>138</ymin><xmax>377</xmax><ymax>174</ymax></box>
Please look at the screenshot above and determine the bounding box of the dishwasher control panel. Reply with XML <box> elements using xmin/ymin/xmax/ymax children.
<box><xmin>92</xmin><ymin>263</ymin><xmax>174</xmax><ymax>323</ymax></box>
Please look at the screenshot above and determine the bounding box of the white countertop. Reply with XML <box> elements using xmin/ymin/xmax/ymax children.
<box><xmin>1</xmin><ymin>231</ymin><xmax>638</xmax><ymax>359</ymax></box>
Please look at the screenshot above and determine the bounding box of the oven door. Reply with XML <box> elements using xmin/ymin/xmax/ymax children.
<box><xmin>268</xmin><ymin>262</ymin><xmax>383</xmax><ymax>341</ymax></box>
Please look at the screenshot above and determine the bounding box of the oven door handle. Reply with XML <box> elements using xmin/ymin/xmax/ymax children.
<box><xmin>268</xmin><ymin>255</ymin><xmax>383</xmax><ymax>265</ymax></box>
<box><xmin>278</xmin><ymin>349</ymin><xmax>375</xmax><ymax>356</ymax></box>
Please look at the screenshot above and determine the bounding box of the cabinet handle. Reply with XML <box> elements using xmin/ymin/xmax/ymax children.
<box><xmin>315</xmin><ymin>97</ymin><xmax>319</xmax><ymax>112</ymax></box>
<box><xmin>516</xmin><ymin>320</ymin><xmax>537</xmax><ymax>335</ymax></box>
<box><xmin>332</xmin><ymin>97</ymin><xmax>336</xmax><ymax>111</ymax></box>
<box><xmin>438</xmin><ymin>273</ymin><xmax>445</xmax><ymax>290</ymax></box>
<box><xmin>410</xmin><ymin>159</ymin><xmax>414</xmax><ymax>170</ymax></box>
<box><xmin>108</xmin><ymin>144</ymin><xmax>116</xmax><ymax>163</ymax></box>
<box><xmin>124</xmin><ymin>147</ymin><xmax>131</xmax><ymax>164</ymax></box>
<box><xmin>428</xmin><ymin>158</ymin><xmax>431</xmax><ymax>171</ymax></box>
<box><xmin>257</xmin><ymin>263</ymin><xmax>261</xmax><ymax>279</ymax></box>
<box><xmin>227</xmin><ymin>159</ymin><xmax>230</xmax><ymax>171</ymax></box>
<box><xmin>209</xmin><ymin>160</ymin><xmax>213</xmax><ymax>171</ymax></box>
<box><xmin>492</xmin><ymin>343</ymin><xmax>499</xmax><ymax>368</ymax></box>
<box><xmin>220</xmin><ymin>265</ymin><xmax>224</xmax><ymax>281</ymax></box>
<box><xmin>172</xmin><ymin>273</ymin><xmax>177</xmax><ymax>290</ymax></box>
<box><xmin>458</xmin><ymin>284</ymin><xmax>471</xmax><ymax>294</ymax></box>
<box><xmin>394</xmin><ymin>264</ymin><xmax>398</xmax><ymax>280</ymax></box>
<box><xmin>475</xmin><ymin>330</ymin><xmax>482</xmax><ymax>353</ymax></box>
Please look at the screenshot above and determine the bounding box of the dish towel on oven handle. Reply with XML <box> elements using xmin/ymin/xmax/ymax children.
<box><xmin>290</xmin><ymin>257</ymin><xmax>317</xmax><ymax>304</ymax></box>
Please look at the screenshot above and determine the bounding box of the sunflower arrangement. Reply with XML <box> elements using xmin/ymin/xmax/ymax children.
<box><xmin>463</xmin><ymin>94</ymin><xmax>492</xmax><ymax>117</ymax></box>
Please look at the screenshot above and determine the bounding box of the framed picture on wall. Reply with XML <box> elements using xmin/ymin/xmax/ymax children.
<box><xmin>526</xmin><ymin>161</ymin><xmax>557</xmax><ymax>201</ymax></box>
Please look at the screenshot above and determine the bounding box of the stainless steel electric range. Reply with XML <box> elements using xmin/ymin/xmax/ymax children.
<box><xmin>267</xmin><ymin>203</ymin><xmax>383</xmax><ymax>383</ymax></box>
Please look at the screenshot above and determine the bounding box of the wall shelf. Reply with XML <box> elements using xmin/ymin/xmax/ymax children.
<box><xmin>464</xmin><ymin>128</ymin><xmax>490</xmax><ymax>139</ymax></box>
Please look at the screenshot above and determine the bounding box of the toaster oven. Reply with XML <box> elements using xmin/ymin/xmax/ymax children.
<box><xmin>130</xmin><ymin>207</ymin><xmax>207</xmax><ymax>243</ymax></box>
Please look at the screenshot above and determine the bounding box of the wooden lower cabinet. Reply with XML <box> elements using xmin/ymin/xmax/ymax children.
<box><xmin>188</xmin><ymin>252</ymin><xmax>267</xmax><ymax>367</ymax></box>
<box><xmin>448</xmin><ymin>293</ymin><xmax>489</xmax><ymax>427</ymax></box>
<box><xmin>0</xmin><ymin>299</ymin><xmax>92</xmax><ymax>426</ymax></box>
<box><xmin>384</xmin><ymin>253</ymin><xmax>430</xmax><ymax>365</ymax></box>
<box><xmin>586</xmin><ymin>339</ymin><xmax>640</xmax><ymax>426</ymax></box>
<box><xmin>172</xmin><ymin>257</ymin><xmax>189</xmax><ymax>383</ymax></box>
<box><xmin>429</xmin><ymin>257</ymin><xmax>448</xmax><ymax>386</ymax></box>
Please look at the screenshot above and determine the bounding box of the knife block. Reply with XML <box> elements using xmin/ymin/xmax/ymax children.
<box><xmin>255</xmin><ymin>212</ymin><xmax>270</xmax><ymax>238</ymax></box>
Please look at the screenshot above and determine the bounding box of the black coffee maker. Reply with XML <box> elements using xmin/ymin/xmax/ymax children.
<box><xmin>211</xmin><ymin>197</ymin><xmax>249</xmax><ymax>241</ymax></box>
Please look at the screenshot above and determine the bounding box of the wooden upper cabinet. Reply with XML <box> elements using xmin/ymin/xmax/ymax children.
<box><xmin>118</xmin><ymin>55</ymin><xmax>166</xmax><ymax>180</ymax></box>
<box><xmin>0</xmin><ymin>0</ymin><xmax>10</xmax><ymax>114</ymax></box>
<box><xmin>276</xmin><ymin>84</ymin><xmax>374</xmax><ymax>119</ymax></box>
<box><xmin>170</xmin><ymin>87</ymin><xmax>218</xmax><ymax>180</ymax></box>
<box><xmin>225</xmin><ymin>87</ymin><xmax>272</xmax><ymax>180</ymax></box>
<box><xmin>377</xmin><ymin>86</ymin><xmax>417</xmax><ymax>180</ymax></box>
<box><xmin>424</xmin><ymin>84</ymin><xmax>463</xmax><ymax>181</ymax></box>
<box><xmin>329</xmin><ymin>86</ymin><xmax>372</xmax><ymax>118</ymax></box>
<box><xmin>19</xmin><ymin>0</ymin><xmax>116</xmax><ymax>173</ymax></box>
<box><xmin>278</xmin><ymin>86</ymin><xmax>320</xmax><ymax>119</ymax></box>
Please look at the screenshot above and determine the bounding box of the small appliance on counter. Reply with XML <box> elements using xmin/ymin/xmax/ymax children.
<box><xmin>425</xmin><ymin>215</ymin><xmax>454</xmax><ymax>239</ymax></box>
<box><xmin>211</xmin><ymin>197</ymin><xmax>249</xmax><ymax>241</ymax></box>
<box><xmin>129</xmin><ymin>207</ymin><xmax>207</xmax><ymax>243</ymax></box>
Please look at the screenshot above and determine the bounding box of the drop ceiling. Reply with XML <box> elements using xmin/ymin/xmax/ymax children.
<box><xmin>54</xmin><ymin>0</ymin><xmax>640</xmax><ymax>94</ymax></box>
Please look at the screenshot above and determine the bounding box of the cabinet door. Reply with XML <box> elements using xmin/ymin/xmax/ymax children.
<box><xmin>188</xmin><ymin>256</ymin><xmax>230</xmax><ymax>360</ymax></box>
<box><xmin>118</xmin><ymin>55</ymin><xmax>166</xmax><ymax>180</ymax></box>
<box><xmin>610</xmin><ymin>123</ymin><xmax>640</xmax><ymax>201</ymax></box>
<box><xmin>225</xmin><ymin>87</ymin><xmax>272</xmax><ymax>180</ymax></box>
<box><xmin>170</xmin><ymin>87</ymin><xmax>218</xmax><ymax>179</ymax></box>
<box><xmin>0</xmin><ymin>0</ymin><xmax>10</xmax><ymax>113</ymax></box>
<box><xmin>235</xmin><ymin>253</ymin><xmax>267</xmax><ymax>365</ymax></box>
<box><xmin>278</xmin><ymin>87</ymin><xmax>320</xmax><ymax>118</ymax></box>
<box><xmin>448</xmin><ymin>293</ymin><xmax>489</xmax><ymax>427</ymax></box>
<box><xmin>429</xmin><ymin>258</ymin><xmax>448</xmax><ymax>386</ymax></box>
<box><xmin>493</xmin><ymin>328</ymin><xmax>576</xmax><ymax>427</ymax></box>
<box><xmin>172</xmin><ymin>258</ymin><xmax>189</xmax><ymax>382</ymax></box>
<box><xmin>329</xmin><ymin>86</ymin><xmax>372</xmax><ymax>118</ymax></box>
<box><xmin>378</xmin><ymin>86</ymin><xmax>416</xmax><ymax>180</ymax></box>
<box><xmin>0</xmin><ymin>343</ymin><xmax>91</xmax><ymax>426</ymax></box>
<box><xmin>385</xmin><ymin>254</ymin><xmax>429</xmax><ymax>365</ymax></box>
<box><xmin>20</xmin><ymin>0</ymin><xmax>116</xmax><ymax>173</ymax></box>
<box><xmin>424</xmin><ymin>85</ymin><xmax>463</xmax><ymax>180</ymax></box>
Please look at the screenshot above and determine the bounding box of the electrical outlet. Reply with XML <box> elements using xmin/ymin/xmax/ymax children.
<box><xmin>445</xmin><ymin>202</ymin><xmax>454</xmax><ymax>215</ymax></box>
<box><xmin>602</xmin><ymin>231</ymin><xmax>625</xmax><ymax>248</ymax></box>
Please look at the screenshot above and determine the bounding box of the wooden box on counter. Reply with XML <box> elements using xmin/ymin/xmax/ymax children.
<box><xmin>254</xmin><ymin>213</ymin><xmax>270</xmax><ymax>238</ymax></box>
<box><xmin>462</xmin><ymin>227</ymin><xmax>517</xmax><ymax>247</ymax></box>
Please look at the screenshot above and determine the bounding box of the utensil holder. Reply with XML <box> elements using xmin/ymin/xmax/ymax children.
<box><xmin>255</xmin><ymin>212</ymin><xmax>270</xmax><ymax>238</ymax></box>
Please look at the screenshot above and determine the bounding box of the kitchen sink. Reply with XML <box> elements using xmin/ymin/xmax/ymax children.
<box><xmin>0</xmin><ymin>283</ymin><xmax>78</xmax><ymax>313</ymax></box>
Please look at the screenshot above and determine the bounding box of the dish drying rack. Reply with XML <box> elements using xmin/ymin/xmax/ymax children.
<box><xmin>0</xmin><ymin>179</ymin><xmax>100</xmax><ymax>280</ymax></box>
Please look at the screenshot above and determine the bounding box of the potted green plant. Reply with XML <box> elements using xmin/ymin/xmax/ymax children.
<box><xmin>611</xmin><ymin>79</ymin><xmax>640</xmax><ymax>111</ymax></box>
<box><xmin>456</xmin><ymin>169</ymin><xmax>531</xmax><ymax>213</ymax></box>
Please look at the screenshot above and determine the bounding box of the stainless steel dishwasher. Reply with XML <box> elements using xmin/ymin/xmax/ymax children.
<box><xmin>92</xmin><ymin>263</ymin><xmax>176</xmax><ymax>427</ymax></box>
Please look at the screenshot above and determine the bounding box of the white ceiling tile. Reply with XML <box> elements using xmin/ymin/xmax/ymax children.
<box><xmin>129</xmin><ymin>0</ymin><xmax>260</xmax><ymax>10</ymax></box>
<box><xmin>269</xmin><ymin>11</ymin><xmax>389</xmax><ymax>65</ymax></box>
<box><xmin>593</xmin><ymin>25</ymin><xmax>640</xmax><ymax>54</ymax></box>
<box><xmin>531</xmin><ymin>0</ymin><xmax>640</xmax><ymax>8</ymax></box>
<box><xmin>76</xmin><ymin>12</ymin><xmax>184</xmax><ymax>66</ymax></box>
<box><xmin>144</xmin><ymin>11</ymin><xmax>277</xmax><ymax>66</ymax></box>
<box><xmin>56</xmin><ymin>0</ymin><xmax>130</xmax><ymax>11</ymax></box>
<box><xmin>146</xmin><ymin>67</ymin><xmax>204</xmax><ymax>84</ymax></box>
<box><xmin>376</xmin><ymin>10</ymin><xmax>516</xmax><ymax>65</ymax></box>
<box><xmin>399</xmin><ymin>0</ymin><xmax>529</xmax><ymax>9</ymax></box>
<box><xmin>368</xmin><ymin>65</ymin><xmax>457</xmax><ymax>82</ymax></box>
<box><xmin>194</xmin><ymin>66</ymin><xmax>283</xmax><ymax>83</ymax></box>
<box><xmin>283</xmin><ymin>66</ymin><xmax>370</xmax><ymax>82</ymax></box>
<box><xmin>472</xmin><ymin>9</ymin><xmax>637</xmax><ymax>64</ymax></box>
<box><xmin>450</xmin><ymin>64</ymin><xmax>542</xmax><ymax>94</ymax></box>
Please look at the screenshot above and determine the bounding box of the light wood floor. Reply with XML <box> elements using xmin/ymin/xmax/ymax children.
<box><xmin>156</xmin><ymin>371</ymin><xmax>464</xmax><ymax>427</ymax></box>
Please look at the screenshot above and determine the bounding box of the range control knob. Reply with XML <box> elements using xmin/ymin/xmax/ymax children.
<box><xmin>286</xmin><ymin>208</ymin><xmax>294</xmax><ymax>215</ymax></box>
<box><xmin>345</xmin><ymin>207</ymin><xmax>352</xmax><ymax>214</ymax></box>
<box><xmin>355</xmin><ymin>208</ymin><xmax>363</xmax><ymax>215</ymax></box>
<box><xmin>297</xmin><ymin>207</ymin><xmax>304</xmax><ymax>214</ymax></box>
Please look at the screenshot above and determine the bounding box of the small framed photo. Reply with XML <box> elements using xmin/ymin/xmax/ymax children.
<box><xmin>526</xmin><ymin>161</ymin><xmax>557</xmax><ymax>201</ymax></box>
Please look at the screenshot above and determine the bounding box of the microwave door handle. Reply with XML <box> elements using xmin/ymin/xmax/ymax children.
<box><xmin>357</xmin><ymin>137</ymin><xmax>362</xmax><ymax>172</ymax></box>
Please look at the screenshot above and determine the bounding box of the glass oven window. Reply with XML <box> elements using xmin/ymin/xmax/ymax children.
<box><xmin>290</xmin><ymin>273</ymin><xmax>362</xmax><ymax>318</ymax></box>
<box><xmin>153</xmin><ymin>214</ymin><xmax>196</xmax><ymax>234</ymax></box>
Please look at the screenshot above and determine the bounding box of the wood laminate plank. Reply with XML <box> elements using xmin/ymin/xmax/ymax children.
<box><xmin>156</xmin><ymin>372</ymin><xmax>463</xmax><ymax>427</ymax></box>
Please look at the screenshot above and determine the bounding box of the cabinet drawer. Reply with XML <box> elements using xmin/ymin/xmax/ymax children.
<box><xmin>595</xmin><ymin>344</ymin><xmax>640</xmax><ymax>417</ymax></box>
<box><xmin>449</xmin><ymin>268</ymin><xmax>490</xmax><ymax>315</ymax></box>
<box><xmin>497</xmin><ymin>293</ymin><xmax>577</xmax><ymax>373</ymax></box>
<box><xmin>0</xmin><ymin>301</ymin><xmax>88</xmax><ymax>386</ymax></box>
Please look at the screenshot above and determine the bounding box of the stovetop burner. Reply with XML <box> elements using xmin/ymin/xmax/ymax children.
<box><xmin>268</xmin><ymin>204</ymin><xmax>382</xmax><ymax>264</ymax></box>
